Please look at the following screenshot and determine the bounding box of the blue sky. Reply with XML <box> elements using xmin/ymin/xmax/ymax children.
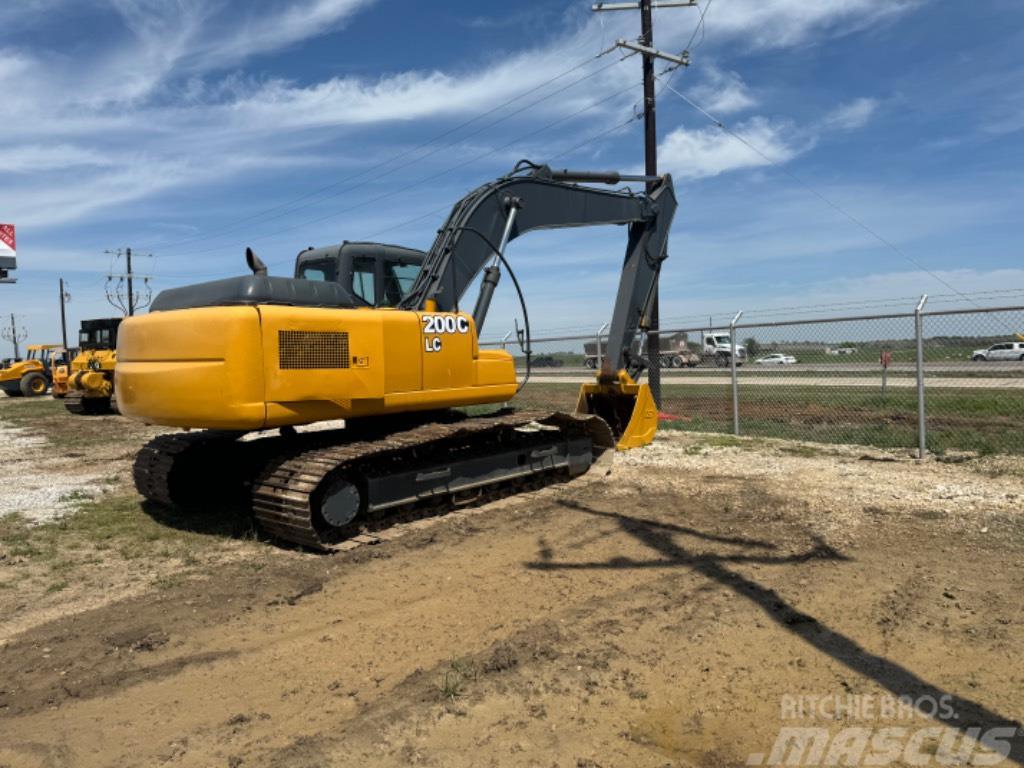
<box><xmin>1</xmin><ymin>0</ymin><xmax>1022</xmax><ymax>343</ymax></box>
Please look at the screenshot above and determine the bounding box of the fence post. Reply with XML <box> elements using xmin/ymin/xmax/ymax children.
<box><xmin>595</xmin><ymin>322</ymin><xmax>609</xmax><ymax>369</ymax></box>
<box><xmin>500</xmin><ymin>330</ymin><xmax>512</xmax><ymax>351</ymax></box>
<box><xmin>914</xmin><ymin>294</ymin><xmax>928</xmax><ymax>458</ymax></box>
<box><xmin>730</xmin><ymin>311</ymin><xmax>743</xmax><ymax>436</ymax></box>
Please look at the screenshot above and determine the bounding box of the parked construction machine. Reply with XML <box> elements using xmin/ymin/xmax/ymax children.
<box><xmin>62</xmin><ymin>318</ymin><xmax>123</xmax><ymax>414</ymax></box>
<box><xmin>117</xmin><ymin>162</ymin><xmax>676</xmax><ymax>549</ymax></box>
<box><xmin>0</xmin><ymin>344</ymin><xmax>68</xmax><ymax>397</ymax></box>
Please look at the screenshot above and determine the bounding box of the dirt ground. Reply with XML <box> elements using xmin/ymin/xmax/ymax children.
<box><xmin>1</xmin><ymin>397</ymin><xmax>1023</xmax><ymax>768</ymax></box>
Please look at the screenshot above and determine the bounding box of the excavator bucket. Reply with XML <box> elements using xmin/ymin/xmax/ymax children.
<box><xmin>575</xmin><ymin>371</ymin><xmax>659</xmax><ymax>450</ymax></box>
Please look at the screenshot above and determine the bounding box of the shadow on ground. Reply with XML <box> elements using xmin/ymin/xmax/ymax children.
<box><xmin>528</xmin><ymin>499</ymin><xmax>1024</xmax><ymax>765</ymax></box>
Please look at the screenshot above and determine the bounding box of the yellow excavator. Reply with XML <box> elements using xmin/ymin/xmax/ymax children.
<box><xmin>62</xmin><ymin>318</ymin><xmax>123</xmax><ymax>415</ymax></box>
<box><xmin>0</xmin><ymin>344</ymin><xmax>67</xmax><ymax>397</ymax></box>
<box><xmin>117</xmin><ymin>162</ymin><xmax>676</xmax><ymax>549</ymax></box>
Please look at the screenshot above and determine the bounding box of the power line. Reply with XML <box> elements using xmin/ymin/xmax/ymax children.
<box><xmin>157</xmin><ymin>76</ymin><xmax>647</xmax><ymax>279</ymax></box>
<box><xmin>137</xmin><ymin>45</ymin><xmax>628</xmax><ymax>255</ymax></box>
<box><xmin>656</xmin><ymin>75</ymin><xmax>985</xmax><ymax>310</ymax></box>
<box><xmin>360</xmin><ymin>114</ymin><xmax>643</xmax><ymax>249</ymax></box>
<box><xmin>152</xmin><ymin>106</ymin><xmax>644</xmax><ymax>285</ymax></box>
<box><xmin>105</xmin><ymin>248</ymin><xmax>153</xmax><ymax>316</ymax></box>
<box><xmin>682</xmin><ymin>0</ymin><xmax>714</xmax><ymax>54</ymax></box>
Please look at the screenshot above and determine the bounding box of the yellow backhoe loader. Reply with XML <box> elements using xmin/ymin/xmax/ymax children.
<box><xmin>0</xmin><ymin>344</ymin><xmax>67</xmax><ymax>397</ymax></box>
<box><xmin>63</xmin><ymin>318</ymin><xmax>123</xmax><ymax>415</ymax></box>
<box><xmin>117</xmin><ymin>162</ymin><xmax>676</xmax><ymax>549</ymax></box>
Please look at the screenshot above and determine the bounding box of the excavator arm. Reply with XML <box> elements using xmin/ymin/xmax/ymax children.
<box><xmin>399</xmin><ymin>162</ymin><xmax>677</xmax><ymax>379</ymax></box>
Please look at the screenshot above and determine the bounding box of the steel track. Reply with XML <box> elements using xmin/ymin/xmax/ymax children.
<box><xmin>134</xmin><ymin>411</ymin><xmax>613</xmax><ymax>551</ymax></box>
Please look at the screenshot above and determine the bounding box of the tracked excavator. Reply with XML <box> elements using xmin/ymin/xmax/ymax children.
<box><xmin>117</xmin><ymin>162</ymin><xmax>677</xmax><ymax>549</ymax></box>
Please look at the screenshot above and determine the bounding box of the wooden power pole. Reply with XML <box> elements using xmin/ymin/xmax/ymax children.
<box><xmin>592</xmin><ymin>0</ymin><xmax>696</xmax><ymax>408</ymax></box>
<box><xmin>59</xmin><ymin>278</ymin><xmax>70</xmax><ymax>354</ymax></box>
<box><xmin>105</xmin><ymin>247</ymin><xmax>153</xmax><ymax>317</ymax></box>
<box><xmin>2</xmin><ymin>313</ymin><xmax>27</xmax><ymax>359</ymax></box>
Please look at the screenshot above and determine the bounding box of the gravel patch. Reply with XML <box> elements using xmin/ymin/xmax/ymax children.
<box><xmin>0</xmin><ymin>423</ymin><xmax>106</xmax><ymax>523</ymax></box>
<box><xmin>610</xmin><ymin>431</ymin><xmax>1024</xmax><ymax>543</ymax></box>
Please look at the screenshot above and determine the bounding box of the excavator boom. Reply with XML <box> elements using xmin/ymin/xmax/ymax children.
<box><xmin>401</xmin><ymin>162</ymin><xmax>676</xmax><ymax>378</ymax></box>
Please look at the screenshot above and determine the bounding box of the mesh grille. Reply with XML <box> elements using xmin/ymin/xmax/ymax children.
<box><xmin>278</xmin><ymin>330</ymin><xmax>350</xmax><ymax>369</ymax></box>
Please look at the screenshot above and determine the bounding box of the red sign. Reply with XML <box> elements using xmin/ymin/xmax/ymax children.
<box><xmin>880</xmin><ymin>351</ymin><xmax>892</xmax><ymax>368</ymax></box>
<box><xmin>0</xmin><ymin>225</ymin><xmax>14</xmax><ymax>256</ymax></box>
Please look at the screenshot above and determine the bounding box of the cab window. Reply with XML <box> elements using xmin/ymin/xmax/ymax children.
<box><xmin>352</xmin><ymin>257</ymin><xmax>376</xmax><ymax>304</ymax></box>
<box><xmin>380</xmin><ymin>261</ymin><xmax>421</xmax><ymax>306</ymax></box>
<box><xmin>296</xmin><ymin>258</ymin><xmax>337</xmax><ymax>282</ymax></box>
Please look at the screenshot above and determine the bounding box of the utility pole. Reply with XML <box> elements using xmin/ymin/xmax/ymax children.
<box><xmin>59</xmin><ymin>278</ymin><xmax>71</xmax><ymax>354</ymax></box>
<box><xmin>640</xmin><ymin>0</ymin><xmax>661</xmax><ymax>409</ymax></box>
<box><xmin>105</xmin><ymin>247</ymin><xmax>153</xmax><ymax>317</ymax></box>
<box><xmin>592</xmin><ymin>0</ymin><xmax>696</xmax><ymax>409</ymax></box>
<box><xmin>2</xmin><ymin>313</ymin><xmax>27</xmax><ymax>359</ymax></box>
<box><xmin>126</xmin><ymin>247</ymin><xmax>135</xmax><ymax>316</ymax></box>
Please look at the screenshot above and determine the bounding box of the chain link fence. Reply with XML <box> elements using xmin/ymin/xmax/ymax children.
<box><xmin>482</xmin><ymin>302</ymin><xmax>1024</xmax><ymax>456</ymax></box>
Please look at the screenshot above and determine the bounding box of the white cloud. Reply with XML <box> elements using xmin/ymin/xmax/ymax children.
<box><xmin>658</xmin><ymin>117</ymin><xmax>801</xmax><ymax>180</ymax></box>
<box><xmin>686</xmin><ymin>67</ymin><xmax>758</xmax><ymax>115</ymax></box>
<box><xmin>183</xmin><ymin>0</ymin><xmax>376</xmax><ymax>71</ymax></box>
<box><xmin>0</xmin><ymin>144</ymin><xmax>115</xmax><ymax>173</ymax></box>
<box><xmin>695</xmin><ymin>0</ymin><xmax>922</xmax><ymax>50</ymax></box>
<box><xmin>822</xmin><ymin>97</ymin><xmax>879</xmax><ymax>131</ymax></box>
<box><xmin>0</xmin><ymin>0</ymin><xmax>919</xmax><ymax>232</ymax></box>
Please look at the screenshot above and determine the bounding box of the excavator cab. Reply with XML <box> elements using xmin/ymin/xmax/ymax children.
<box><xmin>294</xmin><ymin>243</ymin><xmax>425</xmax><ymax>307</ymax></box>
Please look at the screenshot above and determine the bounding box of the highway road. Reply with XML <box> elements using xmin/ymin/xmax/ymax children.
<box><xmin>521</xmin><ymin>361</ymin><xmax>1024</xmax><ymax>376</ymax></box>
<box><xmin>523</xmin><ymin>375</ymin><xmax>1024</xmax><ymax>389</ymax></box>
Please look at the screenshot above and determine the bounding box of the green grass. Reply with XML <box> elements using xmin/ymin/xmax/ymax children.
<box><xmin>509</xmin><ymin>381</ymin><xmax>1023</xmax><ymax>456</ymax></box>
<box><xmin>0</xmin><ymin>396</ymin><xmax>64</xmax><ymax>424</ymax></box>
<box><xmin>0</xmin><ymin>493</ymin><xmax>247</xmax><ymax>571</ymax></box>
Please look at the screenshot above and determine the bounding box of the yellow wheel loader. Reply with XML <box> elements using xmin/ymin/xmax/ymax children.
<box><xmin>118</xmin><ymin>162</ymin><xmax>676</xmax><ymax>549</ymax></box>
<box><xmin>0</xmin><ymin>344</ymin><xmax>67</xmax><ymax>397</ymax></box>
<box><xmin>63</xmin><ymin>318</ymin><xmax>123</xmax><ymax>415</ymax></box>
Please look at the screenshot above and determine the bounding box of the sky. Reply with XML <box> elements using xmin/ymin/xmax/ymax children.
<box><xmin>1</xmin><ymin>0</ymin><xmax>1023</xmax><ymax>346</ymax></box>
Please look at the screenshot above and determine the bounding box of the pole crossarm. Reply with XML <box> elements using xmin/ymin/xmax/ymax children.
<box><xmin>614</xmin><ymin>39</ymin><xmax>690</xmax><ymax>67</ymax></box>
<box><xmin>593</xmin><ymin>1</ymin><xmax>697</xmax><ymax>10</ymax></box>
